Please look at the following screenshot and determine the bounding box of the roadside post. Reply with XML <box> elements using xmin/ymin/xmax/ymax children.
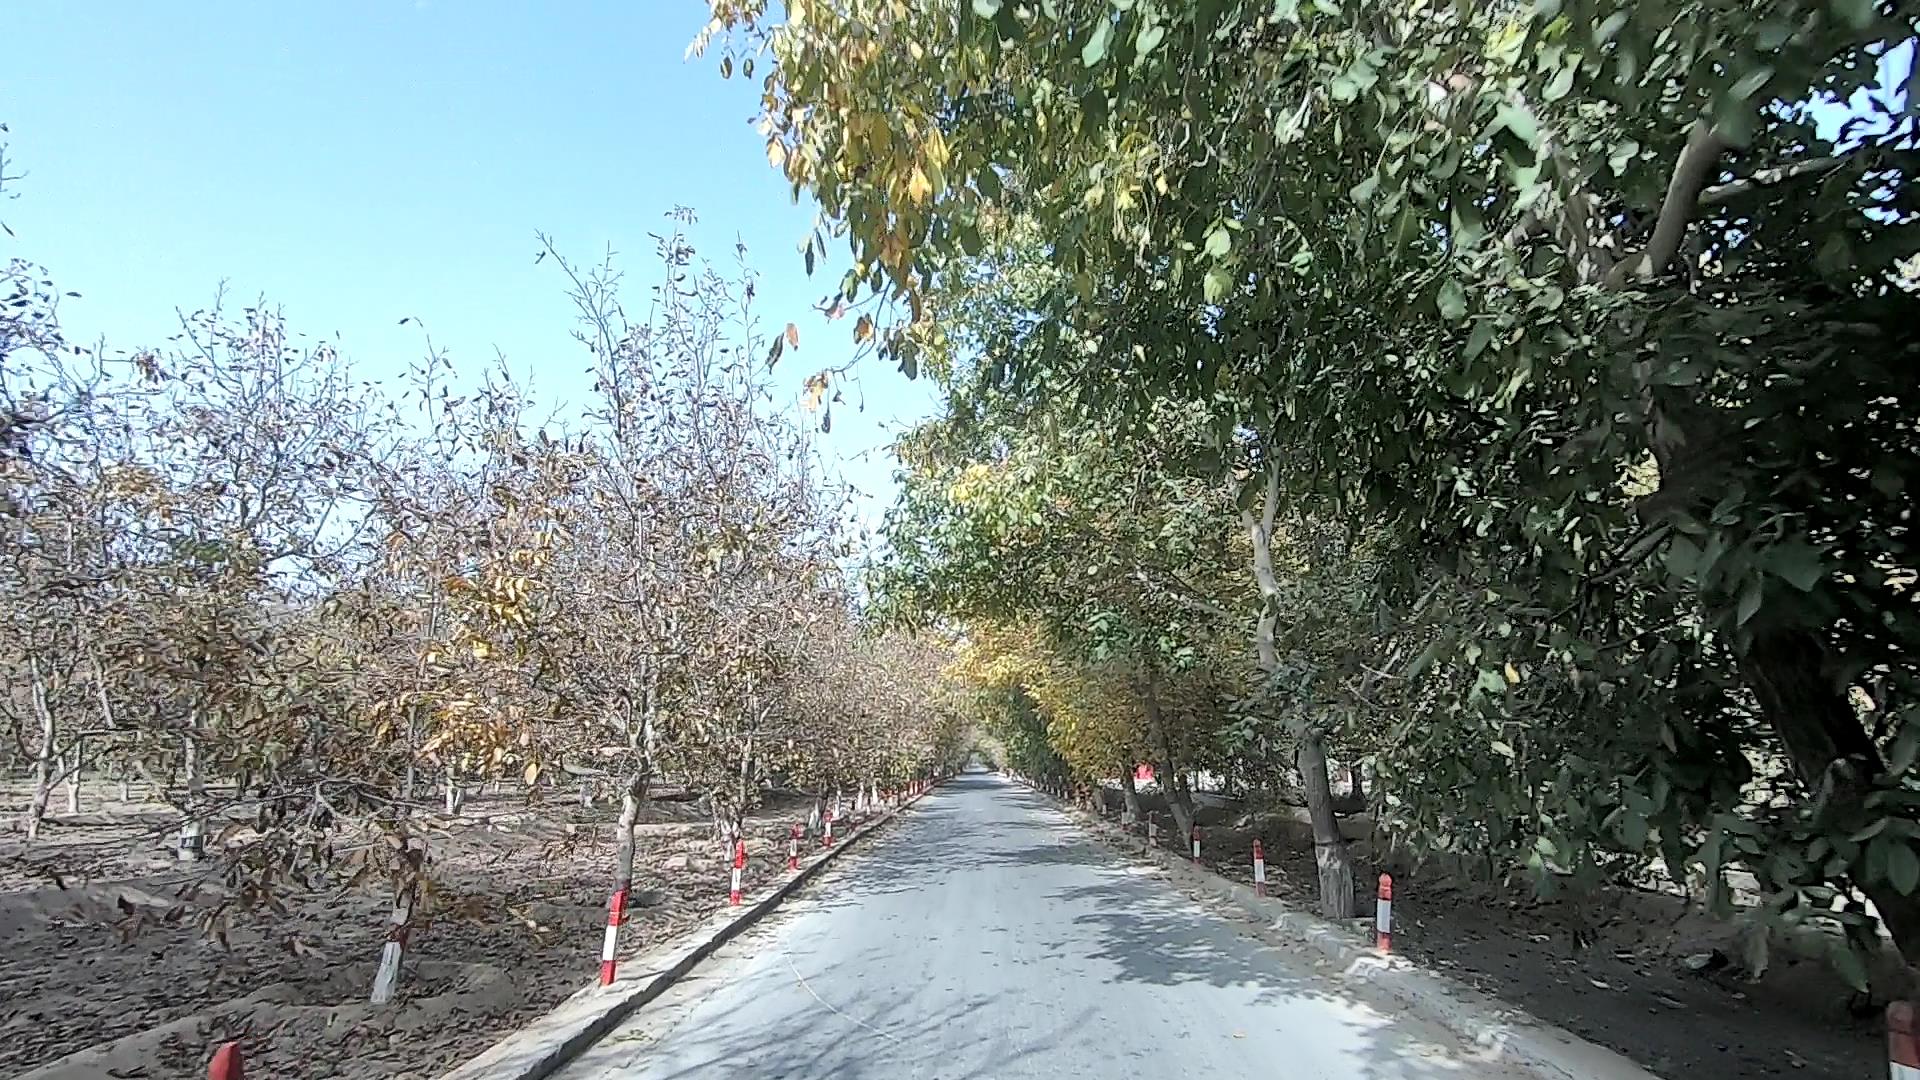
<box><xmin>1890</xmin><ymin>1002</ymin><xmax>1920</xmax><ymax>1080</ymax></box>
<box><xmin>208</xmin><ymin>1042</ymin><xmax>243</xmax><ymax>1080</ymax></box>
<box><xmin>1376</xmin><ymin>874</ymin><xmax>1394</xmax><ymax>953</ymax></box>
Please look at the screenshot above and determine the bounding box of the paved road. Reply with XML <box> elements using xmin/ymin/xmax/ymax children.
<box><xmin>557</xmin><ymin>771</ymin><xmax>1525</xmax><ymax>1080</ymax></box>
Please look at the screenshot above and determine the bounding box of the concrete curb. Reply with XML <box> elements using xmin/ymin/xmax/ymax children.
<box><xmin>440</xmin><ymin>782</ymin><xmax>945</xmax><ymax>1080</ymax></box>
<box><xmin>1011</xmin><ymin>776</ymin><xmax>1661</xmax><ymax>1080</ymax></box>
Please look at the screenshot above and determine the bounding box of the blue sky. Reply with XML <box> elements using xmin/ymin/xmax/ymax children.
<box><xmin>3</xmin><ymin>0</ymin><xmax>939</xmax><ymax>535</ymax></box>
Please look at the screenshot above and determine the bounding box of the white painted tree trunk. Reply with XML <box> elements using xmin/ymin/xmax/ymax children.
<box><xmin>603</xmin><ymin>780</ymin><xmax>643</xmax><ymax>982</ymax></box>
<box><xmin>178</xmin><ymin>735</ymin><xmax>207</xmax><ymax>862</ymax></box>
<box><xmin>369</xmin><ymin>884</ymin><xmax>415</xmax><ymax>1005</ymax></box>
<box><xmin>444</xmin><ymin>770</ymin><xmax>463</xmax><ymax>815</ymax></box>
<box><xmin>22</xmin><ymin>658</ymin><xmax>56</xmax><ymax>843</ymax></box>
<box><xmin>63</xmin><ymin>755</ymin><xmax>80</xmax><ymax>815</ymax></box>
<box><xmin>579</xmin><ymin>779</ymin><xmax>594</xmax><ymax>808</ymax></box>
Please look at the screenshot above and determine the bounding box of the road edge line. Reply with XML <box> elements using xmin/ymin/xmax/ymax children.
<box><xmin>439</xmin><ymin>784</ymin><xmax>942</xmax><ymax>1080</ymax></box>
<box><xmin>1017</xmin><ymin>779</ymin><xmax>1662</xmax><ymax>1080</ymax></box>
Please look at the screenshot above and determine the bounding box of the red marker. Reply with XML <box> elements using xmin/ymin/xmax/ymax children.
<box><xmin>209</xmin><ymin>1042</ymin><xmax>244</xmax><ymax>1080</ymax></box>
<box><xmin>1376</xmin><ymin>874</ymin><xmax>1394</xmax><ymax>953</ymax></box>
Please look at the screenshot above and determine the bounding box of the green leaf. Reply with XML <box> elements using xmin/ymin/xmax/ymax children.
<box><xmin>1890</xmin><ymin>725</ymin><xmax>1920</xmax><ymax>776</ymax></box>
<box><xmin>1437</xmin><ymin>279</ymin><xmax>1467</xmax><ymax>321</ymax></box>
<box><xmin>1736</xmin><ymin>579</ymin><xmax>1762</xmax><ymax>625</ymax></box>
<box><xmin>1831</xmin><ymin>0</ymin><xmax>1874</xmax><ymax>30</ymax></box>
<box><xmin>1608</xmin><ymin>139</ymin><xmax>1640</xmax><ymax>175</ymax></box>
<box><xmin>1665</xmin><ymin>535</ymin><xmax>1701</xmax><ymax>578</ymax></box>
<box><xmin>1136</xmin><ymin>22</ymin><xmax>1166</xmax><ymax>57</ymax></box>
<box><xmin>1542</xmin><ymin>62</ymin><xmax>1576</xmax><ymax>102</ymax></box>
<box><xmin>1620</xmin><ymin>809</ymin><xmax>1649</xmax><ymax>849</ymax></box>
<box><xmin>1349</xmin><ymin>173</ymin><xmax>1379</xmax><ymax>206</ymax></box>
<box><xmin>1204</xmin><ymin>224</ymin><xmax>1232</xmax><ymax>258</ymax></box>
<box><xmin>1892</xmin><ymin>842</ymin><xmax>1920</xmax><ymax>895</ymax></box>
<box><xmin>1203</xmin><ymin>267</ymin><xmax>1232</xmax><ymax>303</ymax></box>
<box><xmin>1494</xmin><ymin>103</ymin><xmax>1539</xmax><ymax>148</ymax></box>
<box><xmin>1464</xmin><ymin>319</ymin><xmax>1495</xmax><ymax>359</ymax></box>
<box><xmin>1833</xmin><ymin>943</ymin><xmax>1870</xmax><ymax>992</ymax></box>
<box><xmin>1850</xmin><ymin>817</ymin><xmax>1891</xmax><ymax>843</ymax></box>
<box><xmin>1728</xmin><ymin>65</ymin><xmax>1774</xmax><ymax>103</ymax></box>
<box><xmin>1490</xmin><ymin>740</ymin><xmax>1515</xmax><ymax>759</ymax></box>
<box><xmin>1767</xmin><ymin>542</ymin><xmax>1824</xmax><ymax>592</ymax></box>
<box><xmin>1081</xmin><ymin>18</ymin><xmax>1114</xmax><ymax>66</ymax></box>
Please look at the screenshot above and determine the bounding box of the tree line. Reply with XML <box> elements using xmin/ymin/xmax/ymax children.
<box><xmin>2</xmin><ymin>157</ymin><xmax>968</xmax><ymax>999</ymax></box>
<box><xmin>703</xmin><ymin>0</ymin><xmax>1920</xmax><ymax>990</ymax></box>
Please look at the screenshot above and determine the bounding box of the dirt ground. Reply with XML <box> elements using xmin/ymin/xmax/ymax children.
<box><xmin>0</xmin><ymin>780</ymin><xmax>829</xmax><ymax>1079</ymax></box>
<box><xmin>1107</xmin><ymin>789</ymin><xmax>1885</xmax><ymax>1080</ymax></box>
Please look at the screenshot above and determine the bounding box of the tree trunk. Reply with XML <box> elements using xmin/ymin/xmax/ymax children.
<box><xmin>23</xmin><ymin>657</ymin><xmax>56</xmax><ymax>843</ymax></box>
<box><xmin>1139</xmin><ymin>663</ymin><xmax>1197</xmax><ymax>844</ymax></box>
<box><xmin>1742</xmin><ymin>627</ymin><xmax>1920</xmax><ymax>966</ymax></box>
<box><xmin>444</xmin><ymin>768</ymin><xmax>463</xmax><ymax>815</ymax></box>
<box><xmin>178</xmin><ymin>733</ymin><xmax>206</xmax><ymax>862</ymax></box>
<box><xmin>603</xmin><ymin>775</ymin><xmax>646</xmax><ymax>983</ymax></box>
<box><xmin>1299</xmin><ymin>731</ymin><xmax>1356</xmax><ymax>919</ymax></box>
<box><xmin>370</xmin><ymin>838</ymin><xmax>422</xmax><ymax>1005</ymax></box>
<box><xmin>63</xmin><ymin>752</ymin><xmax>80</xmax><ymax>815</ymax></box>
<box><xmin>1348</xmin><ymin>762</ymin><xmax>1366</xmax><ymax>803</ymax></box>
<box><xmin>1119</xmin><ymin>766</ymin><xmax>1144</xmax><ymax>824</ymax></box>
<box><xmin>579</xmin><ymin>778</ymin><xmax>594</xmax><ymax>809</ymax></box>
<box><xmin>1244</xmin><ymin>473</ymin><xmax>1357</xmax><ymax>920</ymax></box>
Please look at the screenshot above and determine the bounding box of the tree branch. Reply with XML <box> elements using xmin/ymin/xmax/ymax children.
<box><xmin>1608</xmin><ymin>120</ymin><xmax>1731</xmax><ymax>287</ymax></box>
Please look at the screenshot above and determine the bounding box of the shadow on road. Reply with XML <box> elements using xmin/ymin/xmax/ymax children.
<box><xmin>597</xmin><ymin>960</ymin><xmax>1078</xmax><ymax>1080</ymax></box>
<box><xmin>706</xmin><ymin>774</ymin><xmax>1509</xmax><ymax>1080</ymax></box>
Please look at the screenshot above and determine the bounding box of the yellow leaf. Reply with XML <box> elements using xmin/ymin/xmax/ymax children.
<box><xmin>523</xmin><ymin>762</ymin><xmax>541</xmax><ymax>786</ymax></box>
<box><xmin>855</xmin><ymin>314</ymin><xmax>874</xmax><ymax>343</ymax></box>
<box><xmin>1503</xmin><ymin>661</ymin><xmax>1521</xmax><ymax>685</ymax></box>
<box><xmin>905</xmin><ymin>165</ymin><xmax>933</xmax><ymax>204</ymax></box>
<box><xmin>767</xmin><ymin>140</ymin><xmax>787</xmax><ymax>168</ymax></box>
<box><xmin>802</xmin><ymin>372</ymin><xmax>830</xmax><ymax>410</ymax></box>
<box><xmin>786</xmin><ymin>322</ymin><xmax>801</xmax><ymax>348</ymax></box>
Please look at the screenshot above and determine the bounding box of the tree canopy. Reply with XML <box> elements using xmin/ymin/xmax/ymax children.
<box><xmin>704</xmin><ymin>0</ymin><xmax>1920</xmax><ymax>980</ymax></box>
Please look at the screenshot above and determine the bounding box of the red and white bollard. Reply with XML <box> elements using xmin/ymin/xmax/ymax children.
<box><xmin>1891</xmin><ymin>1002</ymin><xmax>1920</xmax><ymax>1079</ymax></box>
<box><xmin>1252</xmin><ymin>839</ymin><xmax>1267</xmax><ymax>897</ymax></box>
<box><xmin>599</xmin><ymin>886</ymin><xmax>628</xmax><ymax>985</ymax></box>
<box><xmin>1376</xmin><ymin>873</ymin><xmax>1394</xmax><ymax>953</ymax></box>
<box><xmin>823</xmin><ymin>808</ymin><xmax>835</xmax><ymax>846</ymax></box>
<box><xmin>1191</xmin><ymin>826</ymin><xmax>1202</xmax><ymax>863</ymax></box>
<box><xmin>788</xmin><ymin>823</ymin><xmax>801</xmax><ymax>871</ymax></box>
<box><xmin>208</xmin><ymin>1042</ymin><xmax>243</xmax><ymax>1080</ymax></box>
<box><xmin>729</xmin><ymin>838</ymin><xmax>746</xmax><ymax>905</ymax></box>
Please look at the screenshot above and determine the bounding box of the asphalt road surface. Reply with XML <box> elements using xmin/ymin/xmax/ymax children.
<box><xmin>556</xmin><ymin>770</ymin><xmax>1527</xmax><ymax>1080</ymax></box>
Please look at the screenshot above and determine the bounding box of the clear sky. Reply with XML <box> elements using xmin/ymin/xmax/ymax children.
<box><xmin>3</xmin><ymin>0</ymin><xmax>939</xmax><ymax>536</ymax></box>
